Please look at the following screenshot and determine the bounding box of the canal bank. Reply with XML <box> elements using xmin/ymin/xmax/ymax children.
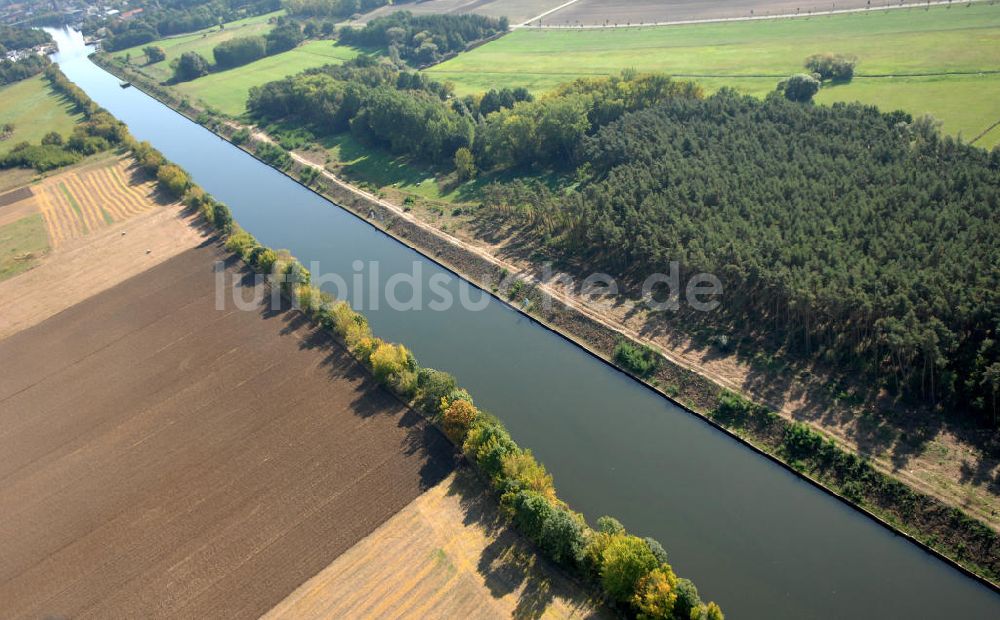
<box><xmin>50</xmin><ymin>27</ymin><xmax>1000</xmax><ymax>619</ymax></box>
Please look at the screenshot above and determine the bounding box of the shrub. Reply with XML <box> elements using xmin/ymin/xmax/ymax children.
<box><xmin>143</xmin><ymin>46</ymin><xmax>166</xmax><ymax>64</ymax></box>
<box><xmin>613</xmin><ymin>339</ymin><xmax>662</xmax><ymax>377</ymax></box>
<box><xmin>256</xmin><ymin>141</ymin><xmax>291</xmax><ymax>168</ymax></box>
<box><xmin>282</xmin><ymin>258</ymin><xmax>311</xmax><ymax>291</ymax></box>
<box><xmin>632</xmin><ymin>566</ymin><xmax>678</xmax><ymax>620</ymax></box>
<box><xmin>293</xmin><ymin>284</ymin><xmax>324</xmax><ymax>317</ymax></box>
<box><xmin>328</xmin><ymin>301</ymin><xmax>372</xmax><ymax>348</ymax></box>
<box><xmin>644</xmin><ymin>537</ymin><xmax>669</xmax><ymax>566</ymax></box>
<box><xmin>253</xmin><ymin>247</ymin><xmax>279</xmax><ymax>274</ymax></box>
<box><xmin>673</xmin><ymin>577</ymin><xmax>703</xmax><ymax>620</ymax></box>
<box><xmin>0</xmin><ymin>143</ymin><xmax>80</xmax><ymax>171</ymax></box>
<box><xmin>600</xmin><ymin>534</ymin><xmax>660</xmax><ymax>602</ymax></box>
<box><xmin>463</xmin><ymin>414</ymin><xmax>517</xmax><ymax>479</ymax></box>
<box><xmin>502</xmin><ymin>489</ymin><xmax>585</xmax><ymax>567</ymax></box>
<box><xmin>300</xmin><ymin>166</ymin><xmax>319</xmax><ymax>185</ymax></box>
<box><xmin>805</xmin><ymin>53</ymin><xmax>856</xmax><ymax>81</ymax></box>
<box><xmin>583</xmin><ymin>519</ymin><xmax>620</xmax><ymax>577</ymax></box>
<box><xmin>454</xmin><ymin>146</ymin><xmax>476</xmax><ymax>180</ymax></box>
<box><xmin>500</xmin><ymin>449</ymin><xmax>555</xmax><ymax>500</ymax></box>
<box><xmin>66</xmin><ymin>134</ymin><xmax>108</xmax><ymax>155</ymax></box>
<box><xmin>392</xmin><ymin>368</ymin><xmax>419</xmax><ymax>397</ymax></box>
<box><xmin>416</xmin><ymin>368</ymin><xmax>458</xmax><ymax>414</ymax></box>
<box><xmin>184</xmin><ymin>185</ymin><xmax>208</xmax><ymax>207</ymax></box>
<box><xmin>232</xmin><ymin>128</ymin><xmax>251</xmax><ymax>145</ymax></box>
<box><xmin>193</xmin><ymin>197</ymin><xmax>215</xmax><ymax>225</ymax></box>
<box><xmin>598</xmin><ymin>516</ymin><xmax>626</xmax><ymax>535</ymax></box>
<box><xmin>370</xmin><ymin>341</ymin><xmax>411</xmax><ymax>385</ymax></box>
<box><xmin>505</xmin><ymin>489</ymin><xmax>552</xmax><ymax>542</ymax></box>
<box><xmin>133</xmin><ymin>140</ymin><xmax>165</xmax><ymax>173</ymax></box>
<box><xmin>783</xmin><ymin>422</ymin><xmax>824</xmax><ymax>460</ymax></box>
<box><xmin>778</xmin><ymin>73</ymin><xmax>820</xmax><ymax>103</ymax></box>
<box><xmin>224</xmin><ymin>229</ymin><xmax>259</xmax><ymax>259</ymax></box>
<box><xmin>352</xmin><ymin>335</ymin><xmax>380</xmax><ymax>361</ymax></box>
<box><xmin>693</xmin><ymin>601</ymin><xmax>725</xmax><ymax>620</ymax></box>
<box><xmin>539</xmin><ymin>505</ymin><xmax>587</xmax><ymax>568</ymax></box>
<box><xmin>712</xmin><ymin>390</ymin><xmax>763</xmax><ymax>426</ymax></box>
<box><xmin>443</xmin><ymin>387</ymin><xmax>473</xmax><ymax>409</ymax></box>
<box><xmin>265</xmin><ymin>22</ymin><xmax>305</xmax><ymax>55</ymax></box>
<box><xmin>213</xmin><ymin>36</ymin><xmax>267</xmax><ymax>69</ymax></box>
<box><xmin>156</xmin><ymin>163</ymin><xmax>190</xmax><ymax>198</ymax></box>
<box><xmin>213</xmin><ymin>202</ymin><xmax>234</xmax><ymax>233</ymax></box>
<box><xmin>442</xmin><ymin>398</ymin><xmax>478</xmax><ymax>443</ymax></box>
<box><xmin>172</xmin><ymin>51</ymin><xmax>210</xmax><ymax>82</ymax></box>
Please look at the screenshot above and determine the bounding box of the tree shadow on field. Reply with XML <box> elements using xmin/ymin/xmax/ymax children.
<box><xmin>400</xmin><ymin>419</ymin><xmax>455</xmax><ymax>491</ymax></box>
<box><xmin>446</xmin><ymin>467</ymin><xmax>507</xmax><ymax>536</ymax></box>
<box><xmin>251</xmin><ymin>290</ymin><xmax>458</xmax><ymax>492</ymax></box>
<box><xmin>120</xmin><ymin>160</ymin><xmax>170</xmax><ymax>205</ymax></box>
<box><xmin>443</xmin><ymin>469</ymin><xmax>601</xmax><ymax>620</ymax></box>
<box><xmin>959</xmin><ymin>457</ymin><xmax>1000</xmax><ymax>497</ymax></box>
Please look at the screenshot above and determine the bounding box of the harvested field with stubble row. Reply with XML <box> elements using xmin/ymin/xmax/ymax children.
<box><xmin>264</xmin><ymin>469</ymin><xmax>607</xmax><ymax>619</ymax></box>
<box><xmin>0</xmin><ymin>243</ymin><xmax>456</xmax><ymax>618</ymax></box>
<box><xmin>36</xmin><ymin>158</ymin><xmax>161</xmax><ymax>247</ymax></box>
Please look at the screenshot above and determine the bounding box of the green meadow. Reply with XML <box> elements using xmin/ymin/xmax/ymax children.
<box><xmin>0</xmin><ymin>213</ymin><xmax>49</xmax><ymax>281</ymax></box>
<box><xmin>113</xmin><ymin>15</ymin><xmax>362</xmax><ymax>115</ymax></box>
<box><xmin>112</xmin><ymin>10</ymin><xmax>282</xmax><ymax>82</ymax></box>
<box><xmin>112</xmin><ymin>9</ymin><xmax>362</xmax><ymax>115</ymax></box>
<box><xmin>0</xmin><ymin>74</ymin><xmax>82</xmax><ymax>155</ymax></box>
<box><xmin>427</xmin><ymin>2</ymin><xmax>1000</xmax><ymax>147</ymax></box>
<box><xmin>318</xmin><ymin>130</ymin><xmax>563</xmax><ymax>207</ymax></box>
<box><xmin>174</xmin><ymin>41</ymin><xmax>362</xmax><ymax>115</ymax></box>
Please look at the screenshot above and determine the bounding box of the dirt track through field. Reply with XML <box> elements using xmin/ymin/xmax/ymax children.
<box><xmin>0</xmin><ymin>244</ymin><xmax>455</xmax><ymax>618</ymax></box>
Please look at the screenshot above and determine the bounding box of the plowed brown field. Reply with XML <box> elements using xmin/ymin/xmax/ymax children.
<box><xmin>0</xmin><ymin>244</ymin><xmax>455</xmax><ymax>619</ymax></box>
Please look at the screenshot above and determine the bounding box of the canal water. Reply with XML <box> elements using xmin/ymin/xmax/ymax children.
<box><xmin>47</xmin><ymin>28</ymin><xmax>999</xmax><ymax>618</ymax></box>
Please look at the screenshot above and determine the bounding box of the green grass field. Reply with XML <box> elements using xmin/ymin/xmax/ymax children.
<box><xmin>0</xmin><ymin>74</ymin><xmax>83</xmax><ymax>156</ymax></box>
<box><xmin>175</xmin><ymin>40</ymin><xmax>362</xmax><ymax>115</ymax></box>
<box><xmin>112</xmin><ymin>10</ymin><xmax>283</xmax><ymax>82</ymax></box>
<box><xmin>112</xmin><ymin>9</ymin><xmax>363</xmax><ymax>116</ymax></box>
<box><xmin>325</xmin><ymin>132</ymin><xmax>450</xmax><ymax>200</ymax></box>
<box><xmin>0</xmin><ymin>213</ymin><xmax>49</xmax><ymax>281</ymax></box>
<box><xmin>320</xmin><ymin>130</ymin><xmax>566</xmax><ymax>208</ymax></box>
<box><xmin>427</xmin><ymin>3</ymin><xmax>1000</xmax><ymax>147</ymax></box>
